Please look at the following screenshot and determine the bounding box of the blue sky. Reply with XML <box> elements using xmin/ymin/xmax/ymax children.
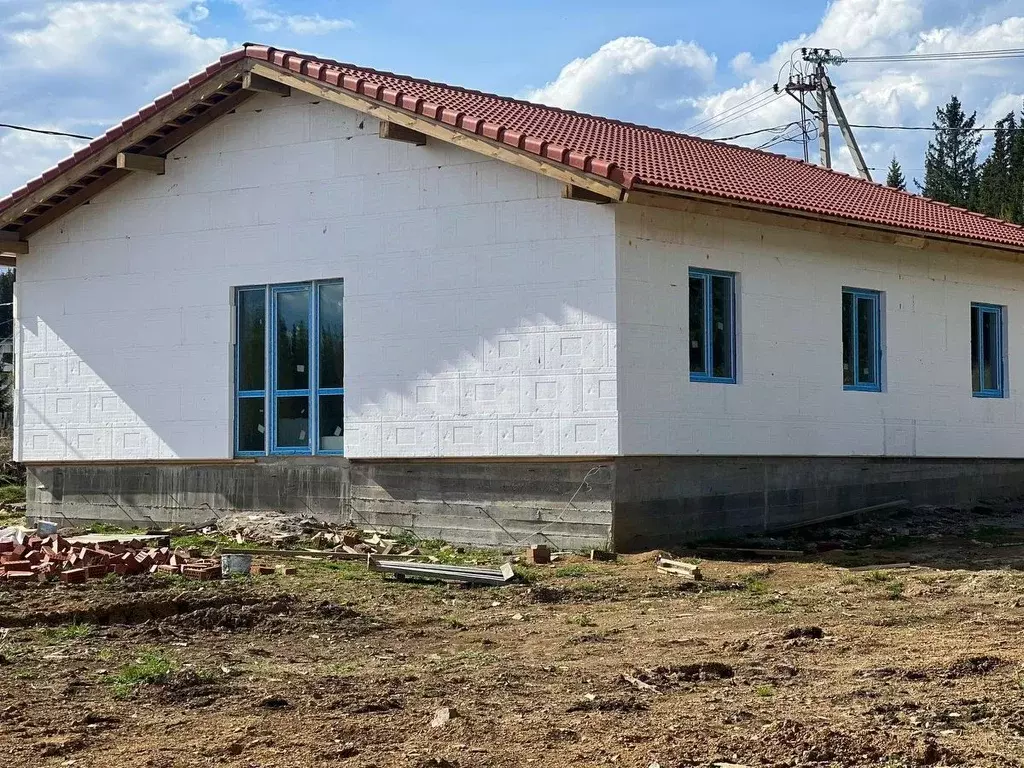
<box><xmin>2</xmin><ymin>0</ymin><xmax>1023</xmax><ymax>196</ymax></box>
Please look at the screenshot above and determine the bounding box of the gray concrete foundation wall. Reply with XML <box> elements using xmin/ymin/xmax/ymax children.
<box><xmin>612</xmin><ymin>456</ymin><xmax>1024</xmax><ymax>550</ymax></box>
<box><xmin>26</xmin><ymin>456</ymin><xmax>1024</xmax><ymax>552</ymax></box>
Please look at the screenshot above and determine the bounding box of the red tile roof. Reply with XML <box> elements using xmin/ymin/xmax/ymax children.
<box><xmin>5</xmin><ymin>43</ymin><xmax>1024</xmax><ymax>251</ymax></box>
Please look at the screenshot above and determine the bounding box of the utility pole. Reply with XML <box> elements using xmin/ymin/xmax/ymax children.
<box><xmin>813</xmin><ymin>59</ymin><xmax>831</xmax><ymax>169</ymax></box>
<box><xmin>776</xmin><ymin>48</ymin><xmax>872</xmax><ymax>181</ymax></box>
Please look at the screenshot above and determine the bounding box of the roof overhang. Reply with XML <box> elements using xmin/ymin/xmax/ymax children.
<box><xmin>625</xmin><ymin>186</ymin><xmax>1024</xmax><ymax>261</ymax></box>
<box><xmin>0</xmin><ymin>56</ymin><xmax>254</xmax><ymax>253</ymax></box>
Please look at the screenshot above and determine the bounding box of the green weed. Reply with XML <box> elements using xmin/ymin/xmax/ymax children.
<box><xmin>567</xmin><ymin>613</ymin><xmax>597</xmax><ymax>627</ymax></box>
<box><xmin>109</xmin><ymin>651</ymin><xmax>175</xmax><ymax>699</ymax></box>
<box><xmin>0</xmin><ymin>484</ymin><xmax>25</xmax><ymax>505</ymax></box>
<box><xmin>40</xmin><ymin>622</ymin><xmax>92</xmax><ymax>643</ymax></box>
<box><xmin>755</xmin><ymin>684</ymin><xmax>774</xmax><ymax>697</ymax></box>
<box><xmin>885</xmin><ymin>580</ymin><xmax>906</xmax><ymax>600</ymax></box>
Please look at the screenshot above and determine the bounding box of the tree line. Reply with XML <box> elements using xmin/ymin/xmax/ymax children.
<box><xmin>886</xmin><ymin>96</ymin><xmax>1024</xmax><ymax>223</ymax></box>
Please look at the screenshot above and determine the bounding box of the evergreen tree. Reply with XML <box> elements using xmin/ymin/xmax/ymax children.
<box><xmin>885</xmin><ymin>156</ymin><xmax>907</xmax><ymax>190</ymax></box>
<box><xmin>978</xmin><ymin>113</ymin><xmax>1016</xmax><ymax>219</ymax></box>
<box><xmin>922</xmin><ymin>96</ymin><xmax>981</xmax><ymax>208</ymax></box>
<box><xmin>1007</xmin><ymin>104</ymin><xmax>1024</xmax><ymax>223</ymax></box>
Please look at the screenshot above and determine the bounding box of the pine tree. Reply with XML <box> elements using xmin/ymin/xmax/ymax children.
<box><xmin>885</xmin><ymin>156</ymin><xmax>906</xmax><ymax>190</ymax></box>
<box><xmin>978</xmin><ymin>113</ymin><xmax>1015</xmax><ymax>219</ymax></box>
<box><xmin>922</xmin><ymin>96</ymin><xmax>981</xmax><ymax>208</ymax></box>
<box><xmin>1008</xmin><ymin>104</ymin><xmax>1024</xmax><ymax>223</ymax></box>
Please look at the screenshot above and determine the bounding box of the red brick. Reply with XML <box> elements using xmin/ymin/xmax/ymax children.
<box><xmin>86</xmin><ymin>564</ymin><xmax>110</xmax><ymax>579</ymax></box>
<box><xmin>276</xmin><ymin>565</ymin><xmax>298</xmax><ymax>576</ymax></box>
<box><xmin>251</xmin><ymin>565</ymin><xmax>275</xmax><ymax>576</ymax></box>
<box><xmin>0</xmin><ymin>540</ymin><xmax>14</xmax><ymax>554</ymax></box>
<box><xmin>60</xmin><ymin>568</ymin><xmax>87</xmax><ymax>584</ymax></box>
<box><xmin>6</xmin><ymin>571</ymin><xmax>39</xmax><ymax>583</ymax></box>
<box><xmin>3</xmin><ymin>560</ymin><xmax>33</xmax><ymax>572</ymax></box>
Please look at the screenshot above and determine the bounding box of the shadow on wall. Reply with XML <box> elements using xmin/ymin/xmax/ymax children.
<box><xmin>18</xmin><ymin>293</ymin><xmax>617</xmax><ymax>461</ymax></box>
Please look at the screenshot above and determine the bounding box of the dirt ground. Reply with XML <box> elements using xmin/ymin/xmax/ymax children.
<box><xmin>4</xmin><ymin>505</ymin><xmax>1024</xmax><ymax>767</ymax></box>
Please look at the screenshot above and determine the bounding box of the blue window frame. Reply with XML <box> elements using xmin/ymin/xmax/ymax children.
<box><xmin>234</xmin><ymin>280</ymin><xmax>344</xmax><ymax>456</ymax></box>
<box><xmin>842</xmin><ymin>287</ymin><xmax>882</xmax><ymax>392</ymax></box>
<box><xmin>688</xmin><ymin>268</ymin><xmax>736</xmax><ymax>383</ymax></box>
<box><xmin>971</xmin><ymin>302</ymin><xmax>1005</xmax><ymax>398</ymax></box>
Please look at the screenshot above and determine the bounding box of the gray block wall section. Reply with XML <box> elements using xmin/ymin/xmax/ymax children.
<box><xmin>25</xmin><ymin>456</ymin><xmax>1024</xmax><ymax>551</ymax></box>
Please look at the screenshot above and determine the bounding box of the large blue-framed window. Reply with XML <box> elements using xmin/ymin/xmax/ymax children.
<box><xmin>235</xmin><ymin>280</ymin><xmax>344</xmax><ymax>456</ymax></box>
<box><xmin>971</xmin><ymin>302</ymin><xmax>1005</xmax><ymax>398</ymax></box>
<box><xmin>842</xmin><ymin>287</ymin><xmax>882</xmax><ymax>392</ymax></box>
<box><xmin>689</xmin><ymin>268</ymin><xmax>736</xmax><ymax>383</ymax></box>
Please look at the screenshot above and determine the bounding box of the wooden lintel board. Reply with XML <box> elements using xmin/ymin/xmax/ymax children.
<box><xmin>242</xmin><ymin>70</ymin><xmax>291</xmax><ymax>97</ymax></box>
<box><xmin>378</xmin><ymin>121</ymin><xmax>427</xmax><ymax>145</ymax></box>
<box><xmin>248</xmin><ymin>62</ymin><xmax>625</xmax><ymax>202</ymax></box>
<box><xmin>116</xmin><ymin>153</ymin><xmax>166</xmax><ymax>174</ymax></box>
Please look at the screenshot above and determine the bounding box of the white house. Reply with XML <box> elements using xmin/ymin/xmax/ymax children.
<box><xmin>3</xmin><ymin>45</ymin><xmax>1024</xmax><ymax>550</ymax></box>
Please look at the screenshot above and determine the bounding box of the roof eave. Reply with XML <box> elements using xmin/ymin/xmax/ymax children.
<box><xmin>628</xmin><ymin>184</ymin><xmax>1024</xmax><ymax>259</ymax></box>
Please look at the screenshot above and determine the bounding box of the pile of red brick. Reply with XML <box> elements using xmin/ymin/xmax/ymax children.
<box><xmin>0</xmin><ymin>534</ymin><xmax>222</xmax><ymax>584</ymax></box>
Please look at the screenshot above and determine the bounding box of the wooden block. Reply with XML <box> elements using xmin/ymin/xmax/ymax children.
<box><xmin>525</xmin><ymin>544</ymin><xmax>551</xmax><ymax>565</ymax></box>
<box><xmin>116</xmin><ymin>152</ymin><xmax>165</xmax><ymax>174</ymax></box>
<box><xmin>378</xmin><ymin>121</ymin><xmax>427</xmax><ymax>145</ymax></box>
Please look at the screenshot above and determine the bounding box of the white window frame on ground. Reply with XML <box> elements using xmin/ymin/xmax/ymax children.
<box><xmin>234</xmin><ymin>279</ymin><xmax>344</xmax><ymax>457</ymax></box>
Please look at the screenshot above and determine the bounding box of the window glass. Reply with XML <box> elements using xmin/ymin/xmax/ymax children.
<box><xmin>688</xmin><ymin>275</ymin><xmax>706</xmax><ymax>375</ymax></box>
<box><xmin>318</xmin><ymin>282</ymin><xmax>344</xmax><ymax>390</ymax></box>
<box><xmin>981</xmin><ymin>309</ymin><xmax>1000</xmax><ymax>392</ymax></box>
<box><xmin>841</xmin><ymin>291</ymin><xmax>855</xmax><ymax>386</ymax></box>
<box><xmin>971</xmin><ymin>309</ymin><xmax>982</xmax><ymax>393</ymax></box>
<box><xmin>710</xmin><ymin>275</ymin><xmax>732</xmax><ymax>379</ymax></box>
<box><xmin>237</xmin><ymin>289</ymin><xmax>265</xmax><ymax>392</ymax></box>
<box><xmin>237</xmin><ymin>398</ymin><xmax>265</xmax><ymax>453</ymax></box>
<box><xmin>276</xmin><ymin>396</ymin><xmax>309</xmax><ymax>448</ymax></box>
<box><xmin>319</xmin><ymin>394</ymin><xmax>345</xmax><ymax>451</ymax></box>
<box><xmin>856</xmin><ymin>295</ymin><xmax>877</xmax><ymax>385</ymax></box>
<box><xmin>276</xmin><ymin>288</ymin><xmax>310</xmax><ymax>391</ymax></box>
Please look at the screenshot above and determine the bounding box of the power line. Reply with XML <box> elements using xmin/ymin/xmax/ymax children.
<box><xmin>0</xmin><ymin>123</ymin><xmax>93</xmax><ymax>141</ymax></box>
<box><xmin>692</xmin><ymin>91</ymin><xmax>785</xmax><ymax>137</ymax></box>
<box><xmin>706</xmin><ymin>123</ymin><xmax>796</xmax><ymax>141</ymax></box>
<box><xmin>685</xmin><ymin>87</ymin><xmax>776</xmax><ymax>135</ymax></box>
<box><xmin>846</xmin><ymin>47</ymin><xmax>1024</xmax><ymax>63</ymax></box>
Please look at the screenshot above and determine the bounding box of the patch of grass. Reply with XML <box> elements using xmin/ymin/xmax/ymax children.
<box><xmin>554</xmin><ymin>564</ymin><xmax>593</xmax><ymax>578</ymax></box>
<box><xmin>742</xmin><ymin>574</ymin><xmax>771</xmax><ymax>595</ymax></box>
<box><xmin>755</xmin><ymin>684</ymin><xmax>774</xmax><ymax>697</ymax></box>
<box><xmin>40</xmin><ymin>622</ymin><xmax>92</xmax><ymax>643</ymax></box>
<box><xmin>566</xmin><ymin>613</ymin><xmax>597</xmax><ymax>627</ymax></box>
<box><xmin>885</xmin><ymin>580</ymin><xmax>906</xmax><ymax>600</ymax></box>
<box><xmin>169</xmin><ymin>533</ymin><xmax>236</xmax><ymax>552</ymax></box>
<box><xmin>862</xmin><ymin>569</ymin><xmax>896</xmax><ymax>583</ymax></box>
<box><xmin>444</xmin><ymin>615</ymin><xmax>467</xmax><ymax>630</ymax></box>
<box><xmin>109</xmin><ymin>651</ymin><xmax>175</xmax><ymax>699</ymax></box>
<box><xmin>87</xmin><ymin>522</ymin><xmax>131</xmax><ymax>534</ymax></box>
<box><xmin>0</xmin><ymin>484</ymin><xmax>25</xmax><ymax>505</ymax></box>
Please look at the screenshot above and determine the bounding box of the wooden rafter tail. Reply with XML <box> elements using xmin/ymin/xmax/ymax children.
<box><xmin>242</xmin><ymin>70</ymin><xmax>291</xmax><ymax>97</ymax></box>
<box><xmin>116</xmin><ymin>153</ymin><xmax>165</xmax><ymax>174</ymax></box>
<box><xmin>379</xmin><ymin>121</ymin><xmax>427</xmax><ymax>146</ymax></box>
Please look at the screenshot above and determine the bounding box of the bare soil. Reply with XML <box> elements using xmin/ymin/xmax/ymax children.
<box><xmin>4</xmin><ymin>508</ymin><xmax>1024</xmax><ymax>767</ymax></box>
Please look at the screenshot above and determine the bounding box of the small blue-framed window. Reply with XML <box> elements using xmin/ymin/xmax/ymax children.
<box><xmin>688</xmin><ymin>268</ymin><xmax>736</xmax><ymax>383</ymax></box>
<box><xmin>971</xmin><ymin>302</ymin><xmax>1005</xmax><ymax>398</ymax></box>
<box><xmin>234</xmin><ymin>280</ymin><xmax>344</xmax><ymax>456</ymax></box>
<box><xmin>842</xmin><ymin>287</ymin><xmax>882</xmax><ymax>392</ymax></box>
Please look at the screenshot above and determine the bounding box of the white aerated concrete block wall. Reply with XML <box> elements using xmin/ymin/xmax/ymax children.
<box><xmin>15</xmin><ymin>93</ymin><xmax>618</xmax><ymax>461</ymax></box>
<box><xmin>616</xmin><ymin>203</ymin><xmax>1024</xmax><ymax>458</ymax></box>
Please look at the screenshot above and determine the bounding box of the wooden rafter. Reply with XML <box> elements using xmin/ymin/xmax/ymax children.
<box><xmin>0</xmin><ymin>60</ymin><xmax>248</xmax><ymax>232</ymax></box>
<box><xmin>248</xmin><ymin>61</ymin><xmax>625</xmax><ymax>201</ymax></box>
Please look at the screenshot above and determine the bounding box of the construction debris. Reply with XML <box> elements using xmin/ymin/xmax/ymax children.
<box><xmin>590</xmin><ymin>549</ymin><xmax>616</xmax><ymax>562</ymax></box>
<box><xmin>525</xmin><ymin>544</ymin><xmax>550</xmax><ymax>565</ymax></box>
<box><xmin>0</xmin><ymin>530</ymin><xmax>220</xmax><ymax>583</ymax></box>
<box><xmin>655</xmin><ymin>556</ymin><xmax>702</xmax><ymax>580</ymax></box>
<box><xmin>369</xmin><ymin>559</ymin><xmax>516</xmax><ymax>585</ymax></box>
<box><xmin>846</xmin><ymin>562</ymin><xmax>915</xmax><ymax>571</ymax></box>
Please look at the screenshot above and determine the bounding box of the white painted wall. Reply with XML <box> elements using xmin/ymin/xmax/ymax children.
<box><xmin>617</xmin><ymin>203</ymin><xmax>1024</xmax><ymax>458</ymax></box>
<box><xmin>14</xmin><ymin>92</ymin><xmax>618</xmax><ymax>461</ymax></box>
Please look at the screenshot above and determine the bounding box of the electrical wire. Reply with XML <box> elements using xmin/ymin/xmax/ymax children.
<box><xmin>846</xmin><ymin>47</ymin><xmax>1024</xmax><ymax>63</ymax></box>
<box><xmin>706</xmin><ymin>123</ymin><xmax>797</xmax><ymax>141</ymax></box>
<box><xmin>692</xmin><ymin>91</ymin><xmax>785</xmax><ymax>137</ymax></box>
<box><xmin>684</xmin><ymin>86</ymin><xmax>775</xmax><ymax>135</ymax></box>
<box><xmin>0</xmin><ymin>123</ymin><xmax>93</xmax><ymax>141</ymax></box>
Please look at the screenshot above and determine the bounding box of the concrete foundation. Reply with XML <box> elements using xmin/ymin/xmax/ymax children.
<box><xmin>26</xmin><ymin>456</ymin><xmax>1024</xmax><ymax>551</ymax></box>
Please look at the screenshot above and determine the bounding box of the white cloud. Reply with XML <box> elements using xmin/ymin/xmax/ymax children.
<box><xmin>533</xmin><ymin>0</ymin><xmax>1024</xmax><ymax>185</ymax></box>
<box><xmin>0</xmin><ymin>0</ymin><xmax>230</xmax><ymax>196</ymax></box>
<box><xmin>189</xmin><ymin>4</ymin><xmax>210</xmax><ymax>22</ymax></box>
<box><xmin>525</xmin><ymin>37</ymin><xmax>715</xmax><ymax>126</ymax></box>
<box><xmin>229</xmin><ymin>0</ymin><xmax>353</xmax><ymax>35</ymax></box>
